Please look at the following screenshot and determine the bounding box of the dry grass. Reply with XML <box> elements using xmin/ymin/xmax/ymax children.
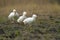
<box><xmin>0</xmin><ymin>3</ymin><xmax>60</xmax><ymax>16</ymax></box>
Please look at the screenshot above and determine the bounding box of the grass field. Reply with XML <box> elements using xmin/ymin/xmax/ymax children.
<box><xmin>0</xmin><ymin>0</ymin><xmax>60</xmax><ymax>40</ymax></box>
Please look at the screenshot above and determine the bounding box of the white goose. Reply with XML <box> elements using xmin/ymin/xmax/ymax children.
<box><xmin>23</xmin><ymin>14</ymin><xmax>37</xmax><ymax>25</ymax></box>
<box><xmin>17</xmin><ymin>11</ymin><xmax>27</xmax><ymax>23</ymax></box>
<box><xmin>8</xmin><ymin>9</ymin><xmax>19</xmax><ymax>22</ymax></box>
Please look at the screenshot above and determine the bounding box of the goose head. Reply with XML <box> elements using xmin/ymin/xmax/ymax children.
<box><xmin>32</xmin><ymin>14</ymin><xmax>37</xmax><ymax>18</ymax></box>
<box><xmin>23</xmin><ymin>11</ymin><xmax>27</xmax><ymax>16</ymax></box>
<box><xmin>13</xmin><ymin>9</ymin><xmax>16</xmax><ymax>13</ymax></box>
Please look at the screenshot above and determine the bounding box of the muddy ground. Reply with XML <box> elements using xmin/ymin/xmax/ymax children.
<box><xmin>0</xmin><ymin>15</ymin><xmax>60</xmax><ymax>40</ymax></box>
